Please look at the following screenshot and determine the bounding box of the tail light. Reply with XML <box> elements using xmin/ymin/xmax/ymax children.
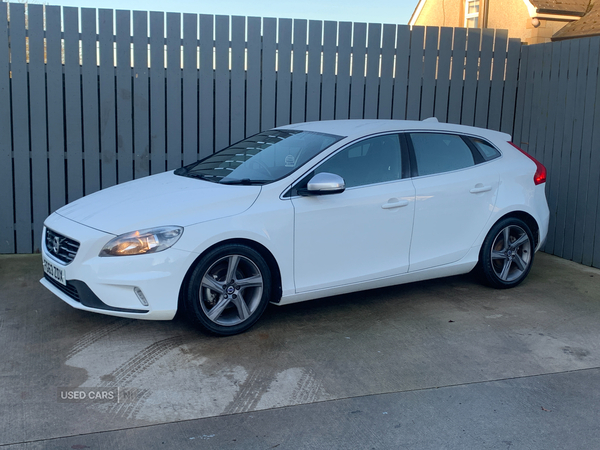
<box><xmin>508</xmin><ymin>142</ymin><xmax>547</xmax><ymax>185</ymax></box>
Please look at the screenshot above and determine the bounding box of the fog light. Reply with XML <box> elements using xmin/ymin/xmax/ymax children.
<box><xmin>134</xmin><ymin>287</ymin><xmax>149</xmax><ymax>306</ymax></box>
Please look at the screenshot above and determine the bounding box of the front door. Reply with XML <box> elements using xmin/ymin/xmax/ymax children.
<box><xmin>291</xmin><ymin>134</ymin><xmax>416</xmax><ymax>293</ymax></box>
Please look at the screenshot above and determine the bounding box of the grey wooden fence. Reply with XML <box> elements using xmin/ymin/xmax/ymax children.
<box><xmin>513</xmin><ymin>36</ymin><xmax>600</xmax><ymax>269</ymax></box>
<box><xmin>1</xmin><ymin>3</ymin><xmax>598</xmax><ymax>271</ymax></box>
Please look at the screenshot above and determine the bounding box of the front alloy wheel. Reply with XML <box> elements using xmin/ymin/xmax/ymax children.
<box><xmin>480</xmin><ymin>218</ymin><xmax>535</xmax><ymax>289</ymax></box>
<box><xmin>185</xmin><ymin>244</ymin><xmax>271</xmax><ymax>336</ymax></box>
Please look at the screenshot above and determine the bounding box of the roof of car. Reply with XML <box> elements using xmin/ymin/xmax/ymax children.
<box><xmin>278</xmin><ymin>119</ymin><xmax>512</xmax><ymax>143</ymax></box>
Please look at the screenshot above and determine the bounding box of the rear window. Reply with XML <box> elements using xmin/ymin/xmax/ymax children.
<box><xmin>469</xmin><ymin>137</ymin><xmax>501</xmax><ymax>161</ymax></box>
<box><xmin>409</xmin><ymin>133</ymin><xmax>475</xmax><ymax>176</ymax></box>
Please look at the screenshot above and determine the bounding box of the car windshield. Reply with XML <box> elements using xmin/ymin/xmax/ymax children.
<box><xmin>175</xmin><ymin>129</ymin><xmax>343</xmax><ymax>184</ymax></box>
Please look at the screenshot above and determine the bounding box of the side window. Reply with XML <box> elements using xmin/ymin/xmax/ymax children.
<box><xmin>409</xmin><ymin>133</ymin><xmax>475</xmax><ymax>176</ymax></box>
<box><xmin>314</xmin><ymin>134</ymin><xmax>402</xmax><ymax>188</ymax></box>
<box><xmin>470</xmin><ymin>137</ymin><xmax>501</xmax><ymax>161</ymax></box>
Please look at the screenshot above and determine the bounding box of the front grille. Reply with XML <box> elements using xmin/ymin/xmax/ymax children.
<box><xmin>44</xmin><ymin>274</ymin><xmax>81</xmax><ymax>302</ymax></box>
<box><xmin>45</xmin><ymin>228</ymin><xmax>80</xmax><ymax>264</ymax></box>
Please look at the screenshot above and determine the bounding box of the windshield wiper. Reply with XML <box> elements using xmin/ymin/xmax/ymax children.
<box><xmin>180</xmin><ymin>172</ymin><xmax>221</xmax><ymax>183</ymax></box>
<box><xmin>219</xmin><ymin>178</ymin><xmax>267</xmax><ymax>185</ymax></box>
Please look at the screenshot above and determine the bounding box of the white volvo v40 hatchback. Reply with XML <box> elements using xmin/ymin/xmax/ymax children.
<box><xmin>41</xmin><ymin>119</ymin><xmax>549</xmax><ymax>335</ymax></box>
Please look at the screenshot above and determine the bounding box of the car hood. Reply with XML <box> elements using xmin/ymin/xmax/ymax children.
<box><xmin>55</xmin><ymin>171</ymin><xmax>262</xmax><ymax>235</ymax></box>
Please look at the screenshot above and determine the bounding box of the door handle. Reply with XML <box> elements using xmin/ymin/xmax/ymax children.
<box><xmin>382</xmin><ymin>199</ymin><xmax>409</xmax><ymax>209</ymax></box>
<box><xmin>470</xmin><ymin>185</ymin><xmax>492</xmax><ymax>194</ymax></box>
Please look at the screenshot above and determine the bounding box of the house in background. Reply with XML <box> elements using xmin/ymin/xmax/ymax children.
<box><xmin>409</xmin><ymin>0</ymin><xmax>600</xmax><ymax>44</ymax></box>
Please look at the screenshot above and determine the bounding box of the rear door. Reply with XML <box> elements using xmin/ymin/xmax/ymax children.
<box><xmin>406</xmin><ymin>132</ymin><xmax>500</xmax><ymax>272</ymax></box>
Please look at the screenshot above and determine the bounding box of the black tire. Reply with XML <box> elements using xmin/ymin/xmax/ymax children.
<box><xmin>184</xmin><ymin>244</ymin><xmax>272</xmax><ymax>336</ymax></box>
<box><xmin>480</xmin><ymin>217</ymin><xmax>535</xmax><ymax>289</ymax></box>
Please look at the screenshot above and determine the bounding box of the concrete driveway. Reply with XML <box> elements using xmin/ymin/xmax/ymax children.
<box><xmin>1</xmin><ymin>252</ymin><xmax>599</xmax><ymax>449</ymax></box>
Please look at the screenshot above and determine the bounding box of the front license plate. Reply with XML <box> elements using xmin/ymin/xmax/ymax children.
<box><xmin>43</xmin><ymin>256</ymin><xmax>66</xmax><ymax>286</ymax></box>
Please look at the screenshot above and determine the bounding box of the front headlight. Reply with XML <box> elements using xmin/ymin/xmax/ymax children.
<box><xmin>99</xmin><ymin>226</ymin><xmax>183</xmax><ymax>257</ymax></box>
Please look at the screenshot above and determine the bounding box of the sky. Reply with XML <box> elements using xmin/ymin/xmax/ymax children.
<box><xmin>40</xmin><ymin>0</ymin><xmax>417</xmax><ymax>25</ymax></box>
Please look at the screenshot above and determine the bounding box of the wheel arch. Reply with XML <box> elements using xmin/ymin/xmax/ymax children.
<box><xmin>178</xmin><ymin>238</ymin><xmax>283</xmax><ymax>314</ymax></box>
<box><xmin>478</xmin><ymin>210</ymin><xmax>540</xmax><ymax>266</ymax></box>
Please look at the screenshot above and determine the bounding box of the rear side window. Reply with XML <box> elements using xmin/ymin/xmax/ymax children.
<box><xmin>469</xmin><ymin>137</ymin><xmax>501</xmax><ymax>161</ymax></box>
<box><xmin>409</xmin><ymin>133</ymin><xmax>475</xmax><ymax>176</ymax></box>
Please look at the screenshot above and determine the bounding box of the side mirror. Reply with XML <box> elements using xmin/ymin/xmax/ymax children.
<box><xmin>301</xmin><ymin>172</ymin><xmax>346</xmax><ymax>196</ymax></box>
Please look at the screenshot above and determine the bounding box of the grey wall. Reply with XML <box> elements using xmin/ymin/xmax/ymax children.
<box><xmin>1</xmin><ymin>3</ymin><xmax>598</xmax><ymax>269</ymax></box>
<box><xmin>514</xmin><ymin>37</ymin><xmax>600</xmax><ymax>268</ymax></box>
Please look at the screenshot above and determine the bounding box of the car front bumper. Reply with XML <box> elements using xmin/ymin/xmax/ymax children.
<box><xmin>40</xmin><ymin>213</ymin><xmax>197</xmax><ymax>320</ymax></box>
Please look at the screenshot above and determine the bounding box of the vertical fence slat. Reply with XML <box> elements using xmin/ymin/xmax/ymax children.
<box><xmin>553</xmin><ymin>41</ymin><xmax>579</xmax><ymax>257</ymax></box>
<box><xmin>9</xmin><ymin>5</ymin><xmax>30</xmax><ymax>251</ymax></box>
<box><xmin>306</xmin><ymin>20</ymin><xmax>322</xmax><ymax>122</ymax></box>
<box><xmin>335</xmin><ymin>22</ymin><xmax>352</xmax><ymax>120</ymax></box>
<box><xmin>349</xmin><ymin>22</ymin><xmax>367</xmax><ymax>119</ymax></box>
<box><xmin>231</xmin><ymin>16</ymin><xmax>246</xmax><ymax>139</ymax></box>
<box><xmin>474</xmin><ymin>28</ymin><xmax>494</xmax><ymax>128</ymax></box>
<box><xmin>99</xmin><ymin>9</ymin><xmax>117</xmax><ymax>188</ymax></box>
<box><xmin>535</xmin><ymin>43</ymin><xmax>555</xmax><ymax>166</ymax></box>
<box><xmin>183</xmin><ymin>13</ymin><xmax>199</xmax><ymax>164</ymax></box>
<box><xmin>528</xmin><ymin>44</ymin><xmax>552</xmax><ymax>167</ymax></box>
<box><xmin>406</xmin><ymin>25</ymin><xmax>424</xmax><ymax>120</ymax></box>
<box><xmin>45</xmin><ymin>6</ymin><xmax>66</xmax><ymax>212</ymax></box>
<box><xmin>487</xmin><ymin>29</ymin><xmax>508</xmax><ymax>131</ymax></box>
<box><xmin>81</xmin><ymin>8</ymin><xmax>99</xmax><ymax>195</ymax></box>
<box><xmin>10</xmin><ymin>4</ymin><xmax>32</xmax><ymax>252</ymax></box>
<box><xmin>434</xmin><ymin>27</ymin><xmax>452</xmax><ymax>122</ymax></box>
<box><xmin>27</xmin><ymin>4</ymin><xmax>48</xmax><ymax>251</ymax></box>
<box><xmin>447</xmin><ymin>28</ymin><xmax>467</xmax><ymax>124</ymax></box>
<box><xmin>501</xmin><ymin>38</ymin><xmax>521</xmax><ymax>134</ymax></box>
<box><xmin>261</xmin><ymin>17</ymin><xmax>277</xmax><ymax>129</ymax></box>
<box><xmin>364</xmin><ymin>23</ymin><xmax>381</xmax><ymax>119</ymax></box>
<box><xmin>461</xmin><ymin>28</ymin><xmax>480</xmax><ymax>126</ymax></box>
<box><xmin>246</xmin><ymin>17</ymin><xmax>261</xmax><ymax>135</ymax></box>
<box><xmin>555</xmin><ymin>40</ymin><xmax>581</xmax><ymax>257</ymax></box>
<box><xmin>291</xmin><ymin>19</ymin><xmax>307</xmax><ymax>124</ymax></box>
<box><xmin>512</xmin><ymin>45</ymin><xmax>529</xmax><ymax>148</ymax></box>
<box><xmin>420</xmin><ymin>26</ymin><xmax>438</xmax><ymax>119</ymax></box>
<box><xmin>519</xmin><ymin>44</ymin><xmax>542</xmax><ymax>156</ymax></box>
<box><xmin>529</xmin><ymin>43</ymin><xmax>553</xmax><ymax>218</ymax></box>
<box><xmin>214</xmin><ymin>15</ymin><xmax>229</xmax><ymax>149</ymax></box>
<box><xmin>544</xmin><ymin>42</ymin><xmax>569</xmax><ymax>255</ymax></box>
<box><xmin>378</xmin><ymin>24</ymin><xmax>396</xmax><ymax>119</ymax></box>
<box><xmin>63</xmin><ymin>7</ymin><xmax>84</xmax><ymax>202</ymax></box>
<box><xmin>563</xmin><ymin>39</ymin><xmax>589</xmax><ymax>261</ymax></box>
<box><xmin>275</xmin><ymin>18</ymin><xmax>292</xmax><ymax>127</ymax></box>
<box><xmin>392</xmin><ymin>25</ymin><xmax>410</xmax><ymax>120</ymax></box>
<box><xmin>539</xmin><ymin>43</ymin><xmax>562</xmax><ymax>251</ymax></box>
<box><xmin>150</xmin><ymin>11</ymin><xmax>167</xmax><ymax>172</ymax></box>
<box><xmin>588</xmin><ymin>38</ymin><xmax>600</xmax><ymax>268</ymax></box>
<box><xmin>116</xmin><ymin>10</ymin><xmax>134</xmax><ymax>184</ymax></box>
<box><xmin>0</xmin><ymin>2</ymin><xmax>13</xmax><ymax>252</ymax></box>
<box><xmin>581</xmin><ymin>37</ymin><xmax>600</xmax><ymax>267</ymax></box>
<box><xmin>572</xmin><ymin>37</ymin><xmax>597</xmax><ymax>263</ymax></box>
<box><xmin>321</xmin><ymin>21</ymin><xmax>337</xmax><ymax>121</ymax></box>
<box><xmin>133</xmin><ymin>10</ymin><xmax>150</xmax><ymax>179</ymax></box>
<box><xmin>166</xmin><ymin>12</ymin><xmax>182</xmax><ymax>168</ymax></box>
<box><xmin>198</xmin><ymin>14</ymin><xmax>214</xmax><ymax>157</ymax></box>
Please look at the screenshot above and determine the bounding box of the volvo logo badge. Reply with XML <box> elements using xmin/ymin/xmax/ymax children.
<box><xmin>52</xmin><ymin>236</ymin><xmax>61</xmax><ymax>254</ymax></box>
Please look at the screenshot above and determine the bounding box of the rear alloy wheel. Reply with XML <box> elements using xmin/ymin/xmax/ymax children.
<box><xmin>480</xmin><ymin>218</ymin><xmax>535</xmax><ymax>289</ymax></box>
<box><xmin>185</xmin><ymin>244</ymin><xmax>271</xmax><ymax>336</ymax></box>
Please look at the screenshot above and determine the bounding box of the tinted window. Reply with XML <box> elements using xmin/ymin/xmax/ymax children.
<box><xmin>315</xmin><ymin>134</ymin><xmax>402</xmax><ymax>188</ymax></box>
<box><xmin>410</xmin><ymin>133</ymin><xmax>474</xmax><ymax>176</ymax></box>
<box><xmin>470</xmin><ymin>137</ymin><xmax>501</xmax><ymax>161</ymax></box>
